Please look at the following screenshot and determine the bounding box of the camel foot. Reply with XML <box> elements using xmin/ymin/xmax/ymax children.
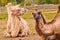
<box><xmin>6</xmin><ymin>33</ymin><xmax>11</xmax><ymax>37</ymax></box>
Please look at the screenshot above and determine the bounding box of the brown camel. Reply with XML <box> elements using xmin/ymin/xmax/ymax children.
<box><xmin>32</xmin><ymin>5</ymin><xmax>60</xmax><ymax>40</ymax></box>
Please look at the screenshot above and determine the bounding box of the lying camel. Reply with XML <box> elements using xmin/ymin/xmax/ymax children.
<box><xmin>6</xmin><ymin>3</ymin><xmax>30</xmax><ymax>37</ymax></box>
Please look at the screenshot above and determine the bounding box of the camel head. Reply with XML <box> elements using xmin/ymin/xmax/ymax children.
<box><xmin>10</xmin><ymin>5</ymin><xmax>21</xmax><ymax>16</ymax></box>
<box><xmin>11</xmin><ymin>5</ymin><xmax>26</xmax><ymax>16</ymax></box>
<box><xmin>6</xmin><ymin>3</ymin><xmax>26</xmax><ymax>16</ymax></box>
<box><xmin>20</xmin><ymin>8</ymin><xmax>26</xmax><ymax>15</ymax></box>
<box><xmin>32</xmin><ymin>9</ymin><xmax>41</xmax><ymax>20</ymax></box>
<box><xmin>14</xmin><ymin>5</ymin><xmax>26</xmax><ymax>15</ymax></box>
<box><xmin>6</xmin><ymin>3</ymin><xmax>20</xmax><ymax>16</ymax></box>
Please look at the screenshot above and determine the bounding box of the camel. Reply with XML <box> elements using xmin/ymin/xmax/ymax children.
<box><xmin>32</xmin><ymin>5</ymin><xmax>60</xmax><ymax>40</ymax></box>
<box><xmin>6</xmin><ymin>3</ymin><xmax>30</xmax><ymax>37</ymax></box>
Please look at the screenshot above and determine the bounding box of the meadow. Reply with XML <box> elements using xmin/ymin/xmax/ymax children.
<box><xmin>0</xmin><ymin>9</ymin><xmax>57</xmax><ymax>40</ymax></box>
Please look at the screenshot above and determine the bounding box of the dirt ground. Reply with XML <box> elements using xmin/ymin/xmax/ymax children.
<box><xmin>0</xmin><ymin>33</ymin><xmax>42</xmax><ymax>40</ymax></box>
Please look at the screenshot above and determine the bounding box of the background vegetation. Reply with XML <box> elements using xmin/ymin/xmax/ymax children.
<box><xmin>0</xmin><ymin>0</ymin><xmax>60</xmax><ymax>6</ymax></box>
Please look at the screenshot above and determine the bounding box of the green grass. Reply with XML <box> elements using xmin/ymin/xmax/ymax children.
<box><xmin>0</xmin><ymin>14</ymin><xmax>8</xmax><ymax>19</ymax></box>
<box><xmin>0</xmin><ymin>9</ymin><xmax>57</xmax><ymax>20</ymax></box>
<box><xmin>22</xmin><ymin>10</ymin><xmax>33</xmax><ymax>19</ymax></box>
<box><xmin>43</xmin><ymin>13</ymin><xmax>56</xmax><ymax>20</ymax></box>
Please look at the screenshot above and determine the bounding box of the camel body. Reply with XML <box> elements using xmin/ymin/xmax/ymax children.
<box><xmin>32</xmin><ymin>9</ymin><xmax>60</xmax><ymax>40</ymax></box>
<box><xmin>6</xmin><ymin>3</ymin><xmax>30</xmax><ymax>37</ymax></box>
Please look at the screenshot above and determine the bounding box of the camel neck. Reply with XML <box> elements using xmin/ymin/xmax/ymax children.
<box><xmin>35</xmin><ymin>19</ymin><xmax>40</xmax><ymax>28</ymax></box>
<box><xmin>35</xmin><ymin>17</ymin><xmax>45</xmax><ymax>38</ymax></box>
<box><xmin>35</xmin><ymin>13</ymin><xmax>46</xmax><ymax>25</ymax></box>
<box><xmin>35</xmin><ymin>19</ymin><xmax>44</xmax><ymax>35</ymax></box>
<box><xmin>40</xmin><ymin>14</ymin><xmax>46</xmax><ymax>24</ymax></box>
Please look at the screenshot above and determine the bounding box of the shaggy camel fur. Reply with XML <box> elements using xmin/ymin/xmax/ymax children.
<box><xmin>32</xmin><ymin>6</ymin><xmax>60</xmax><ymax>40</ymax></box>
<box><xmin>6</xmin><ymin>3</ymin><xmax>30</xmax><ymax>37</ymax></box>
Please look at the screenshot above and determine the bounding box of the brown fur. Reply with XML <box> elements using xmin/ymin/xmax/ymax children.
<box><xmin>33</xmin><ymin>5</ymin><xmax>60</xmax><ymax>40</ymax></box>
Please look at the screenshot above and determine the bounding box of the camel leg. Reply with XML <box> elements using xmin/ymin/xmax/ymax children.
<box><xmin>11</xmin><ymin>18</ymin><xmax>21</xmax><ymax>37</ymax></box>
<box><xmin>20</xmin><ymin>29</ymin><xmax>28</xmax><ymax>37</ymax></box>
<box><xmin>6</xmin><ymin>21</ymin><xmax>11</xmax><ymax>37</ymax></box>
<box><xmin>20</xmin><ymin>28</ymin><xmax>29</xmax><ymax>37</ymax></box>
<box><xmin>20</xmin><ymin>18</ymin><xmax>30</xmax><ymax>37</ymax></box>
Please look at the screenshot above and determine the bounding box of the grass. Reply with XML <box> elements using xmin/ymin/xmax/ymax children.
<box><xmin>0</xmin><ymin>9</ymin><xmax>57</xmax><ymax>37</ymax></box>
<box><xmin>0</xmin><ymin>14</ymin><xmax>7</xmax><ymax>19</ymax></box>
<box><xmin>0</xmin><ymin>9</ymin><xmax>57</xmax><ymax>20</ymax></box>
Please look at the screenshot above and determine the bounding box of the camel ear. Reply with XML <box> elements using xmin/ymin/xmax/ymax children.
<box><xmin>5</xmin><ymin>3</ymin><xmax>12</xmax><ymax>8</ymax></box>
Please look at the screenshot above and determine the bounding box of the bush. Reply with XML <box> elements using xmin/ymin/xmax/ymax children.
<box><xmin>26</xmin><ymin>2</ymin><xmax>31</xmax><ymax>6</ymax></box>
<box><xmin>20</xmin><ymin>3</ymin><xmax>24</xmax><ymax>6</ymax></box>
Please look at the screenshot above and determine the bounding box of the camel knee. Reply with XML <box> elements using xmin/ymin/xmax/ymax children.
<box><xmin>20</xmin><ymin>30</ymin><xmax>29</xmax><ymax>37</ymax></box>
<box><xmin>11</xmin><ymin>32</ymin><xmax>17</xmax><ymax>37</ymax></box>
<box><xmin>7</xmin><ymin>22</ymin><xmax>11</xmax><ymax>33</ymax></box>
